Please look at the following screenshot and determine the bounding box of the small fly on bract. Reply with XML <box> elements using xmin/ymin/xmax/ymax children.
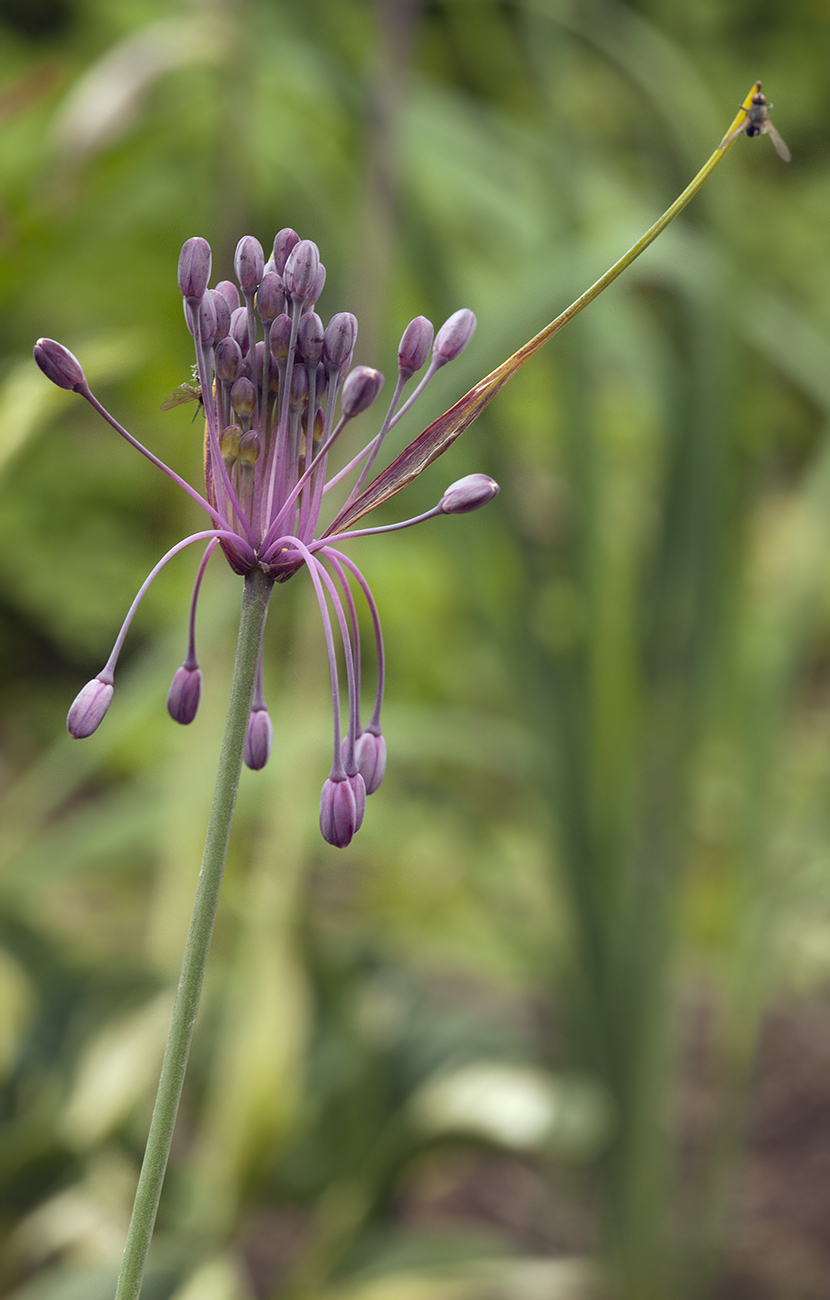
<box><xmin>721</xmin><ymin>83</ymin><xmax>791</xmax><ymax>162</ymax></box>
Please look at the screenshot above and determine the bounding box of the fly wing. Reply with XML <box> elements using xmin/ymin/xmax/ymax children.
<box><xmin>763</xmin><ymin>120</ymin><xmax>792</xmax><ymax>162</ymax></box>
<box><xmin>161</xmin><ymin>383</ymin><xmax>201</xmax><ymax>410</ymax></box>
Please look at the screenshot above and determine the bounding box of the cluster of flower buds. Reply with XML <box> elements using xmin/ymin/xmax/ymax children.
<box><xmin>34</xmin><ymin>229</ymin><xmax>500</xmax><ymax>846</ymax></box>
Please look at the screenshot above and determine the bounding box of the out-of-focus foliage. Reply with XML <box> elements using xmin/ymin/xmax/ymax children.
<box><xmin>0</xmin><ymin>1</ymin><xmax>828</xmax><ymax>1298</ymax></box>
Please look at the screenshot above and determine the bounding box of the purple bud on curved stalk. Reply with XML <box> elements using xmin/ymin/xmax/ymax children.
<box><xmin>234</xmin><ymin>236</ymin><xmax>264</xmax><ymax>292</ymax></box>
<box><xmin>341</xmin><ymin>366</ymin><xmax>384</xmax><ymax>419</ymax></box>
<box><xmin>167</xmin><ymin>664</ymin><xmax>202</xmax><ymax>724</ymax></box>
<box><xmin>297</xmin><ymin>312</ymin><xmax>324</xmax><ymax>362</ymax></box>
<box><xmin>34</xmin><ymin>339</ymin><xmax>86</xmax><ymax>391</ymax></box>
<box><xmin>319</xmin><ymin>772</ymin><xmax>365</xmax><ymax>848</ymax></box>
<box><xmin>67</xmin><ymin>677</ymin><xmax>113</xmax><ymax>738</ymax></box>
<box><xmin>273</xmin><ymin>228</ymin><xmax>300</xmax><ymax>276</ymax></box>
<box><xmin>257</xmin><ymin>271</ymin><xmax>285</xmax><ymax>324</ymax></box>
<box><xmin>283</xmin><ymin>239</ymin><xmax>320</xmax><ymax>301</ymax></box>
<box><xmin>177</xmin><ymin>237</ymin><xmax>212</xmax><ymax>301</ymax></box>
<box><xmin>214</xmin><ymin>335</ymin><xmax>243</xmax><ymax>383</ymax></box>
<box><xmin>198</xmin><ymin>293</ymin><xmax>217</xmax><ymax>342</ymax></box>
<box><xmin>439</xmin><ymin>473</ymin><xmax>500</xmax><ymax>515</ymax></box>
<box><xmin>210</xmin><ymin>288</ymin><xmax>231</xmax><ymax>340</ymax></box>
<box><xmin>216</xmin><ymin>280</ymin><xmax>240</xmax><ymax>311</ymax></box>
<box><xmin>355</xmin><ymin>730</ymin><xmax>387</xmax><ymax>794</ymax></box>
<box><xmin>434</xmin><ymin>308</ymin><xmax>477</xmax><ymax>363</ymax></box>
<box><xmin>323</xmin><ymin>313</ymin><xmax>358</xmax><ymax>370</ymax></box>
<box><xmin>398</xmin><ymin>316</ymin><xmax>434</xmax><ymax>377</ymax></box>
<box><xmin>270</xmin><ymin>314</ymin><xmax>293</xmax><ymax>361</ymax></box>
<box><xmin>244</xmin><ymin>707</ymin><xmax>273</xmax><ymax>770</ymax></box>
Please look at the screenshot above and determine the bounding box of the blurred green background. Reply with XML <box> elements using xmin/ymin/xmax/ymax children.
<box><xmin>1</xmin><ymin>1</ymin><xmax>829</xmax><ymax>1298</ymax></box>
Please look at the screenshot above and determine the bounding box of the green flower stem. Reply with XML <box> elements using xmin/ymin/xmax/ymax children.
<box><xmin>115</xmin><ymin>566</ymin><xmax>274</xmax><ymax>1300</ymax></box>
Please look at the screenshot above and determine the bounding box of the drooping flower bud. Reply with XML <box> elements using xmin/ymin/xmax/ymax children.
<box><xmin>341</xmin><ymin>366</ymin><xmax>384</xmax><ymax>419</ymax></box>
<box><xmin>283</xmin><ymin>239</ymin><xmax>320</xmax><ymax>302</ymax></box>
<box><xmin>355</xmin><ymin>730</ymin><xmax>387</xmax><ymax>794</ymax></box>
<box><xmin>244</xmin><ymin>707</ymin><xmax>273</xmax><ymax>770</ymax></box>
<box><xmin>319</xmin><ymin>772</ymin><xmax>366</xmax><ymax>848</ymax></box>
<box><xmin>439</xmin><ymin>473</ymin><xmax>500</xmax><ymax>514</ymax></box>
<box><xmin>67</xmin><ymin>677</ymin><xmax>113</xmax><ymax>738</ymax></box>
<box><xmin>323</xmin><ymin>312</ymin><xmax>358</xmax><ymax>370</ymax></box>
<box><xmin>273</xmin><ymin>228</ymin><xmax>300</xmax><ymax>276</ymax></box>
<box><xmin>34</xmin><ymin>339</ymin><xmax>86</xmax><ymax>391</ymax></box>
<box><xmin>167</xmin><ymin>664</ymin><xmax>202</xmax><ymax>725</ymax></box>
<box><xmin>434</xmin><ymin>308</ymin><xmax>477</xmax><ymax>364</ymax></box>
<box><xmin>256</xmin><ymin>271</ymin><xmax>285</xmax><ymax>324</ymax></box>
<box><xmin>177</xmin><ymin>237</ymin><xmax>212</xmax><ymax>301</ymax></box>
<box><xmin>398</xmin><ymin>316</ymin><xmax>434</xmax><ymax>378</ymax></box>
<box><xmin>234</xmin><ymin>235</ymin><xmax>264</xmax><ymax>293</ymax></box>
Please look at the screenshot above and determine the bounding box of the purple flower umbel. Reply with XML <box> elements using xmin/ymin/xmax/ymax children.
<box><xmin>35</xmin><ymin>231</ymin><xmax>499</xmax><ymax>846</ymax></box>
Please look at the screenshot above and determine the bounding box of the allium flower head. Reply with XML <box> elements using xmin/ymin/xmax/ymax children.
<box><xmin>34</xmin><ymin>229</ymin><xmax>500</xmax><ymax>846</ymax></box>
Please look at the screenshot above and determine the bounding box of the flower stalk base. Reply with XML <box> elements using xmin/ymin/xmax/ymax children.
<box><xmin>114</xmin><ymin>566</ymin><xmax>273</xmax><ymax>1300</ymax></box>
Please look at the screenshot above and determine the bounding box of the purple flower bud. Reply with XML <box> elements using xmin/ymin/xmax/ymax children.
<box><xmin>214</xmin><ymin>336</ymin><xmax>243</xmax><ymax>383</ymax></box>
<box><xmin>177</xmin><ymin>237</ymin><xmax>212</xmax><ymax>301</ymax></box>
<box><xmin>355</xmin><ymin>730</ymin><xmax>387</xmax><ymax>794</ymax></box>
<box><xmin>210</xmin><ymin>288</ymin><xmax>231</xmax><ymax>340</ymax></box>
<box><xmin>234</xmin><ymin>235</ymin><xmax>264</xmax><ymax>292</ymax></box>
<box><xmin>34</xmin><ymin>339</ymin><xmax>86</xmax><ymax>391</ymax></box>
<box><xmin>257</xmin><ymin>271</ymin><xmax>285</xmax><ymax>324</ymax></box>
<box><xmin>289</xmin><ymin>363</ymin><xmax>309</xmax><ymax>405</ymax></box>
<box><xmin>398</xmin><ymin>316</ymin><xmax>434</xmax><ymax>378</ymax></box>
<box><xmin>167</xmin><ymin>664</ymin><xmax>202</xmax><ymax>725</ymax></box>
<box><xmin>297</xmin><ymin>312</ymin><xmax>324</xmax><ymax>362</ymax></box>
<box><xmin>197</xmin><ymin>293</ymin><xmax>217</xmax><ymax>343</ymax></box>
<box><xmin>308</xmin><ymin>261</ymin><xmax>326</xmax><ymax>306</ymax></box>
<box><xmin>323</xmin><ymin>313</ymin><xmax>358</xmax><ymax>370</ymax></box>
<box><xmin>283</xmin><ymin>239</ymin><xmax>320</xmax><ymax>301</ymax></box>
<box><xmin>270</xmin><ymin>313</ymin><xmax>293</xmax><ymax>361</ymax></box>
<box><xmin>215</xmin><ymin>280</ymin><xmax>240</xmax><ymax>311</ymax></box>
<box><xmin>231</xmin><ymin>376</ymin><xmax>257</xmax><ymax>417</ymax></box>
<box><xmin>439</xmin><ymin>473</ymin><xmax>500</xmax><ymax>514</ymax></box>
<box><xmin>341</xmin><ymin>366</ymin><xmax>384</xmax><ymax>419</ymax></box>
<box><xmin>67</xmin><ymin>677</ymin><xmax>113</xmax><ymax>738</ymax></box>
<box><xmin>273</xmin><ymin>228</ymin><xmax>300</xmax><ymax>276</ymax></box>
<box><xmin>319</xmin><ymin>772</ymin><xmax>366</xmax><ymax>847</ymax></box>
<box><xmin>434</xmin><ymin>308</ymin><xmax>477</xmax><ymax>363</ymax></box>
<box><xmin>229</xmin><ymin>307</ymin><xmax>250</xmax><ymax>355</ymax></box>
<box><xmin>244</xmin><ymin>707</ymin><xmax>273</xmax><ymax>770</ymax></box>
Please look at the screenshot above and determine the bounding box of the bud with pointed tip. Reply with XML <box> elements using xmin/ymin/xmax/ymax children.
<box><xmin>244</xmin><ymin>707</ymin><xmax>273</xmax><ymax>770</ymax></box>
<box><xmin>178</xmin><ymin>237</ymin><xmax>212</xmax><ymax>301</ymax></box>
<box><xmin>231</xmin><ymin>376</ymin><xmax>257</xmax><ymax>417</ymax></box>
<box><xmin>439</xmin><ymin>473</ymin><xmax>500</xmax><ymax>515</ymax></box>
<box><xmin>434</xmin><ymin>308</ymin><xmax>477</xmax><ymax>363</ymax></box>
<box><xmin>234</xmin><ymin>236</ymin><xmax>264</xmax><ymax>293</ymax></box>
<box><xmin>67</xmin><ymin>677</ymin><xmax>113</xmax><ymax>738</ymax></box>
<box><xmin>273</xmin><ymin>228</ymin><xmax>300</xmax><ymax>275</ymax></box>
<box><xmin>341</xmin><ymin>366</ymin><xmax>384</xmax><ymax>419</ymax></box>
<box><xmin>34</xmin><ymin>339</ymin><xmax>86</xmax><ymax>391</ymax></box>
<box><xmin>323</xmin><ymin>312</ymin><xmax>358</xmax><ymax>370</ymax></box>
<box><xmin>398</xmin><ymin>316</ymin><xmax>434</xmax><ymax>378</ymax></box>
<box><xmin>284</xmin><ymin>239</ymin><xmax>320</xmax><ymax>301</ymax></box>
<box><xmin>167</xmin><ymin>664</ymin><xmax>202</xmax><ymax>725</ymax></box>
